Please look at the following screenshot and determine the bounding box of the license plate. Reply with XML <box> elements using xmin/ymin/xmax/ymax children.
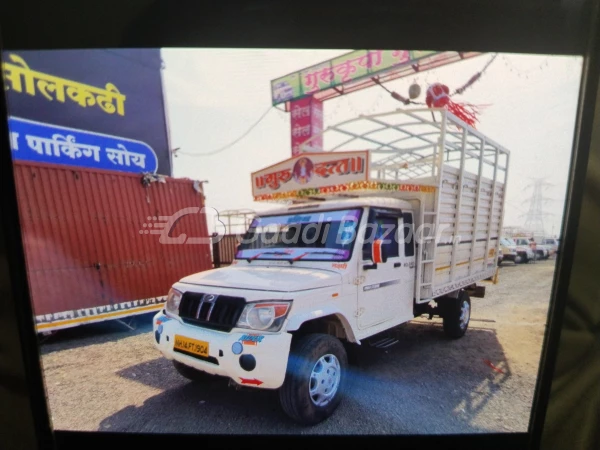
<box><xmin>173</xmin><ymin>335</ymin><xmax>209</xmax><ymax>357</ymax></box>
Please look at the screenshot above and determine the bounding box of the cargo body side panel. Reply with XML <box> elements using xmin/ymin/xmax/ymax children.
<box><xmin>13</xmin><ymin>161</ymin><xmax>212</xmax><ymax>331</ymax></box>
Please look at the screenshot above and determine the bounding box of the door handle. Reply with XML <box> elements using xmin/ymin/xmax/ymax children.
<box><xmin>394</xmin><ymin>262</ymin><xmax>402</xmax><ymax>268</ymax></box>
<box><xmin>363</xmin><ymin>263</ymin><xmax>377</xmax><ymax>270</ymax></box>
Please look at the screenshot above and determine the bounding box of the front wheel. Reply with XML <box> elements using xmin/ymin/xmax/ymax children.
<box><xmin>442</xmin><ymin>291</ymin><xmax>471</xmax><ymax>339</ymax></box>
<box><xmin>279</xmin><ymin>333</ymin><xmax>348</xmax><ymax>425</ymax></box>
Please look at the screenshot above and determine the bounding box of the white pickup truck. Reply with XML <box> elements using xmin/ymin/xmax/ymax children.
<box><xmin>513</xmin><ymin>237</ymin><xmax>551</xmax><ymax>260</ymax></box>
<box><xmin>152</xmin><ymin>109</ymin><xmax>510</xmax><ymax>425</ymax></box>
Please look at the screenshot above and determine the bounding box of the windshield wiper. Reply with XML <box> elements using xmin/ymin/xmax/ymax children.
<box><xmin>247</xmin><ymin>249</ymin><xmax>343</xmax><ymax>264</ymax></box>
<box><xmin>290</xmin><ymin>250</ymin><xmax>344</xmax><ymax>262</ymax></box>
<box><xmin>291</xmin><ymin>252</ymin><xmax>310</xmax><ymax>262</ymax></box>
<box><xmin>246</xmin><ymin>251</ymin><xmax>291</xmax><ymax>263</ymax></box>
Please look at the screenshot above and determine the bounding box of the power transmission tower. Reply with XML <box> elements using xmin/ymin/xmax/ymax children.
<box><xmin>521</xmin><ymin>177</ymin><xmax>554</xmax><ymax>236</ymax></box>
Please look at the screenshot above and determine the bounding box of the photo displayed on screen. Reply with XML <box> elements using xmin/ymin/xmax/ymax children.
<box><xmin>2</xmin><ymin>47</ymin><xmax>581</xmax><ymax>433</ymax></box>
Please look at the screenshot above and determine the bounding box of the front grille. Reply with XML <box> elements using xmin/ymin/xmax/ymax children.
<box><xmin>178</xmin><ymin>292</ymin><xmax>246</xmax><ymax>332</ymax></box>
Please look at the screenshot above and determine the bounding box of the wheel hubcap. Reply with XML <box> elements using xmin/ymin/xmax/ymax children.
<box><xmin>309</xmin><ymin>354</ymin><xmax>341</xmax><ymax>407</ymax></box>
<box><xmin>459</xmin><ymin>300</ymin><xmax>470</xmax><ymax>329</ymax></box>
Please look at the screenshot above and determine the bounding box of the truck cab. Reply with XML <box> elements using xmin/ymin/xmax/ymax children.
<box><xmin>153</xmin><ymin>199</ymin><xmax>424</xmax><ymax>411</ymax></box>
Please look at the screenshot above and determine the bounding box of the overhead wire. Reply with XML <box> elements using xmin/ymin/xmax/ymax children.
<box><xmin>177</xmin><ymin>105</ymin><xmax>274</xmax><ymax>157</ymax></box>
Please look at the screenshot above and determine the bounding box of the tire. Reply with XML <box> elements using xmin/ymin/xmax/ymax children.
<box><xmin>172</xmin><ymin>360</ymin><xmax>217</xmax><ymax>382</ymax></box>
<box><xmin>514</xmin><ymin>254</ymin><xmax>522</xmax><ymax>264</ymax></box>
<box><xmin>519</xmin><ymin>253</ymin><xmax>529</xmax><ymax>264</ymax></box>
<box><xmin>442</xmin><ymin>291</ymin><xmax>471</xmax><ymax>339</ymax></box>
<box><xmin>279</xmin><ymin>333</ymin><xmax>348</xmax><ymax>425</ymax></box>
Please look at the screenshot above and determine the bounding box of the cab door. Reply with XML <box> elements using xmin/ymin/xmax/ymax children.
<box><xmin>357</xmin><ymin>208</ymin><xmax>406</xmax><ymax>330</ymax></box>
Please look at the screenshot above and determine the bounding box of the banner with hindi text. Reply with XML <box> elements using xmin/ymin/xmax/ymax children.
<box><xmin>270</xmin><ymin>49</ymin><xmax>479</xmax><ymax>105</ymax></box>
<box><xmin>2</xmin><ymin>49</ymin><xmax>171</xmax><ymax>175</ymax></box>
<box><xmin>251</xmin><ymin>151</ymin><xmax>369</xmax><ymax>199</ymax></box>
<box><xmin>8</xmin><ymin>117</ymin><xmax>158</xmax><ymax>174</ymax></box>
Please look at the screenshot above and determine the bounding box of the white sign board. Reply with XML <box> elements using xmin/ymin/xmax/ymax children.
<box><xmin>251</xmin><ymin>151</ymin><xmax>369</xmax><ymax>201</ymax></box>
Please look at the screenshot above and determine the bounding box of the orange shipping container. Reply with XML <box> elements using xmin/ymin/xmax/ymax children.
<box><xmin>13</xmin><ymin>161</ymin><xmax>213</xmax><ymax>332</ymax></box>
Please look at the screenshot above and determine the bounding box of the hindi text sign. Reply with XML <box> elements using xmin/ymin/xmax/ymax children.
<box><xmin>251</xmin><ymin>151</ymin><xmax>369</xmax><ymax>197</ymax></box>
<box><xmin>9</xmin><ymin>117</ymin><xmax>158</xmax><ymax>174</ymax></box>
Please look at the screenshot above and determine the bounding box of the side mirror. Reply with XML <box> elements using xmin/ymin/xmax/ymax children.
<box><xmin>372</xmin><ymin>239</ymin><xmax>387</xmax><ymax>264</ymax></box>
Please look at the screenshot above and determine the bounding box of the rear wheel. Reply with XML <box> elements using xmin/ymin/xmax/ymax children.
<box><xmin>279</xmin><ymin>333</ymin><xmax>348</xmax><ymax>425</ymax></box>
<box><xmin>172</xmin><ymin>360</ymin><xmax>217</xmax><ymax>382</ymax></box>
<box><xmin>442</xmin><ymin>291</ymin><xmax>471</xmax><ymax>339</ymax></box>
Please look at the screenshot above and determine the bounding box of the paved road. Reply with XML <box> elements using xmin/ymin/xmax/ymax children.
<box><xmin>40</xmin><ymin>258</ymin><xmax>555</xmax><ymax>434</ymax></box>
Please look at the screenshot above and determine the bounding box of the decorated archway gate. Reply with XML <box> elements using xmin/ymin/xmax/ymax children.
<box><xmin>270</xmin><ymin>50</ymin><xmax>490</xmax><ymax>156</ymax></box>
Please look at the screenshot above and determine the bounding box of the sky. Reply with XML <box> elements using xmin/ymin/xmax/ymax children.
<box><xmin>161</xmin><ymin>49</ymin><xmax>583</xmax><ymax>237</ymax></box>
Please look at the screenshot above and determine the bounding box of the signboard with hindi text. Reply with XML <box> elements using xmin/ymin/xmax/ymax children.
<box><xmin>2</xmin><ymin>49</ymin><xmax>171</xmax><ymax>175</ymax></box>
<box><xmin>252</xmin><ymin>151</ymin><xmax>369</xmax><ymax>201</ymax></box>
<box><xmin>271</xmin><ymin>50</ymin><xmax>482</xmax><ymax>105</ymax></box>
<box><xmin>9</xmin><ymin>117</ymin><xmax>158</xmax><ymax>173</ymax></box>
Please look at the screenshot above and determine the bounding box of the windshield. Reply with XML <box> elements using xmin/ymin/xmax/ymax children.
<box><xmin>235</xmin><ymin>208</ymin><xmax>362</xmax><ymax>262</ymax></box>
<box><xmin>501</xmin><ymin>237</ymin><xmax>516</xmax><ymax>246</ymax></box>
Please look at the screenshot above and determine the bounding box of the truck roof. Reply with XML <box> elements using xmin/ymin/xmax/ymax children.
<box><xmin>258</xmin><ymin>197</ymin><xmax>413</xmax><ymax>217</ymax></box>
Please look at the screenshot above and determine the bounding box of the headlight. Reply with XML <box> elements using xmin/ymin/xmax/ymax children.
<box><xmin>166</xmin><ymin>288</ymin><xmax>183</xmax><ymax>315</ymax></box>
<box><xmin>236</xmin><ymin>301</ymin><xmax>292</xmax><ymax>332</ymax></box>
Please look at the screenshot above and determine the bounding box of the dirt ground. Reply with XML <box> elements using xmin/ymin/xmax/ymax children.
<box><xmin>39</xmin><ymin>257</ymin><xmax>556</xmax><ymax>434</ymax></box>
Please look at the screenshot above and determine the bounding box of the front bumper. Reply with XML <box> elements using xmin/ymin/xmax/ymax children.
<box><xmin>516</xmin><ymin>249</ymin><xmax>535</xmax><ymax>259</ymax></box>
<box><xmin>153</xmin><ymin>311</ymin><xmax>292</xmax><ymax>389</ymax></box>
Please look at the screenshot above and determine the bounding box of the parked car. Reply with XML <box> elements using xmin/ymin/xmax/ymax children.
<box><xmin>513</xmin><ymin>237</ymin><xmax>550</xmax><ymax>260</ymax></box>
<box><xmin>500</xmin><ymin>237</ymin><xmax>535</xmax><ymax>264</ymax></box>
<box><xmin>541</xmin><ymin>237</ymin><xmax>559</xmax><ymax>255</ymax></box>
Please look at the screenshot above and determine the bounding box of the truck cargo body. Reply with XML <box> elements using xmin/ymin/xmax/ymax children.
<box><xmin>13</xmin><ymin>161</ymin><xmax>213</xmax><ymax>332</ymax></box>
<box><xmin>393</xmin><ymin>163</ymin><xmax>507</xmax><ymax>302</ymax></box>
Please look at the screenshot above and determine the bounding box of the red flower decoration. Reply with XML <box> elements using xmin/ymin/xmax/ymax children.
<box><xmin>426</xmin><ymin>82</ymin><xmax>480</xmax><ymax>128</ymax></box>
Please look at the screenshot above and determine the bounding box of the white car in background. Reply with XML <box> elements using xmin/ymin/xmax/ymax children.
<box><xmin>541</xmin><ymin>237</ymin><xmax>559</xmax><ymax>255</ymax></box>
<box><xmin>513</xmin><ymin>237</ymin><xmax>550</xmax><ymax>260</ymax></box>
<box><xmin>499</xmin><ymin>237</ymin><xmax>535</xmax><ymax>264</ymax></box>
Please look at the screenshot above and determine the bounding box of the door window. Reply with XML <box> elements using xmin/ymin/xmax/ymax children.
<box><xmin>363</xmin><ymin>210</ymin><xmax>400</xmax><ymax>260</ymax></box>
